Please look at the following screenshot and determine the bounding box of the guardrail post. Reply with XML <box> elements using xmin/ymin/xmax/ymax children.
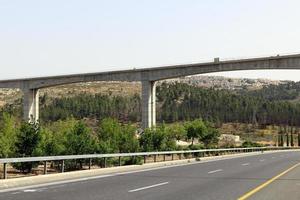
<box><xmin>118</xmin><ymin>157</ymin><xmax>121</xmax><ymax>166</ymax></box>
<box><xmin>163</xmin><ymin>154</ymin><xmax>166</xmax><ymax>161</ymax></box>
<box><xmin>154</xmin><ymin>155</ymin><xmax>157</xmax><ymax>162</ymax></box>
<box><xmin>144</xmin><ymin>155</ymin><xmax>147</xmax><ymax>164</ymax></box>
<box><xmin>89</xmin><ymin>158</ymin><xmax>92</xmax><ymax>170</ymax></box>
<box><xmin>179</xmin><ymin>153</ymin><xmax>182</xmax><ymax>160</ymax></box>
<box><xmin>3</xmin><ymin>163</ymin><xmax>7</xmax><ymax>179</ymax></box>
<box><xmin>61</xmin><ymin>160</ymin><xmax>65</xmax><ymax>173</ymax></box>
<box><xmin>43</xmin><ymin>161</ymin><xmax>47</xmax><ymax>175</ymax></box>
<box><xmin>171</xmin><ymin>154</ymin><xmax>174</xmax><ymax>161</ymax></box>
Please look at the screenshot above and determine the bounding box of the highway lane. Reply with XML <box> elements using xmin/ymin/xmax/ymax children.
<box><xmin>1</xmin><ymin>151</ymin><xmax>300</xmax><ymax>200</ymax></box>
<box><xmin>247</xmin><ymin>154</ymin><xmax>300</xmax><ymax>200</ymax></box>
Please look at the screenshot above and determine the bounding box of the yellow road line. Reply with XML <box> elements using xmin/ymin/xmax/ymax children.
<box><xmin>238</xmin><ymin>162</ymin><xmax>300</xmax><ymax>200</ymax></box>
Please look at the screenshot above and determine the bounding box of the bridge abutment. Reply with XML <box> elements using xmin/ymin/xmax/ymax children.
<box><xmin>22</xmin><ymin>88</ymin><xmax>39</xmax><ymax>122</ymax></box>
<box><xmin>141</xmin><ymin>81</ymin><xmax>156</xmax><ymax>129</ymax></box>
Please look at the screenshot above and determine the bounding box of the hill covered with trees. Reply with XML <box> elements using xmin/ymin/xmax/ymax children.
<box><xmin>2</xmin><ymin>80</ymin><xmax>300</xmax><ymax>128</ymax></box>
<box><xmin>30</xmin><ymin>81</ymin><xmax>300</xmax><ymax>128</ymax></box>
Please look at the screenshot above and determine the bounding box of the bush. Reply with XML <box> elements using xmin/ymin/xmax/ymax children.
<box><xmin>188</xmin><ymin>144</ymin><xmax>204</xmax><ymax>150</ymax></box>
<box><xmin>242</xmin><ymin>140</ymin><xmax>263</xmax><ymax>148</ymax></box>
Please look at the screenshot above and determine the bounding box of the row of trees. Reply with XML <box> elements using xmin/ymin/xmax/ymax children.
<box><xmin>41</xmin><ymin>94</ymin><xmax>141</xmax><ymax>122</ymax></box>
<box><xmin>277</xmin><ymin>126</ymin><xmax>300</xmax><ymax>147</ymax></box>
<box><xmin>157</xmin><ymin>82</ymin><xmax>300</xmax><ymax>126</ymax></box>
<box><xmin>0</xmin><ymin>113</ymin><xmax>219</xmax><ymax>172</ymax></box>
<box><xmin>3</xmin><ymin>82</ymin><xmax>300</xmax><ymax>128</ymax></box>
<box><xmin>14</xmin><ymin>82</ymin><xmax>298</xmax><ymax>127</ymax></box>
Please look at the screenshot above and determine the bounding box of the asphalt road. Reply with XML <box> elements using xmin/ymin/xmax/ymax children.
<box><xmin>1</xmin><ymin>151</ymin><xmax>300</xmax><ymax>200</ymax></box>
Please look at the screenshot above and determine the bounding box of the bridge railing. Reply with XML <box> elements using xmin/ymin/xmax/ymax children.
<box><xmin>0</xmin><ymin>146</ymin><xmax>298</xmax><ymax>179</ymax></box>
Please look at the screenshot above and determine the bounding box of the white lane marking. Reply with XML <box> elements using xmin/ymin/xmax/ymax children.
<box><xmin>23</xmin><ymin>189</ymin><xmax>37</xmax><ymax>193</ymax></box>
<box><xmin>242</xmin><ymin>163</ymin><xmax>250</xmax><ymax>166</ymax></box>
<box><xmin>272</xmin><ymin>157</ymin><xmax>275</xmax><ymax>159</ymax></box>
<box><xmin>259</xmin><ymin>159</ymin><xmax>265</xmax><ymax>162</ymax></box>
<box><xmin>208</xmin><ymin>169</ymin><xmax>223</xmax><ymax>174</ymax></box>
<box><xmin>128</xmin><ymin>182</ymin><xmax>169</xmax><ymax>193</ymax></box>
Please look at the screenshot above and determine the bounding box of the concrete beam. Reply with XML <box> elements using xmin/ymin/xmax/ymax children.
<box><xmin>144</xmin><ymin>55</ymin><xmax>300</xmax><ymax>81</ymax></box>
<box><xmin>1</xmin><ymin>54</ymin><xmax>300</xmax><ymax>89</ymax></box>
<box><xmin>0</xmin><ymin>71</ymin><xmax>142</xmax><ymax>89</ymax></box>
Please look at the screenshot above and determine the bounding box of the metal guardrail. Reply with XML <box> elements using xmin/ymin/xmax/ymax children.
<box><xmin>0</xmin><ymin>146</ymin><xmax>298</xmax><ymax>179</ymax></box>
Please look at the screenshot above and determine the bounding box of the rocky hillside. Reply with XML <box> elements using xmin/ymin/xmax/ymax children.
<box><xmin>172</xmin><ymin>75</ymin><xmax>287</xmax><ymax>90</ymax></box>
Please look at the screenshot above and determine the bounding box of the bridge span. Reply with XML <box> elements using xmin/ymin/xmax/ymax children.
<box><xmin>1</xmin><ymin>53</ymin><xmax>300</xmax><ymax>128</ymax></box>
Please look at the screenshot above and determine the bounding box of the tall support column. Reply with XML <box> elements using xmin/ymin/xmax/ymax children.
<box><xmin>151</xmin><ymin>81</ymin><xmax>156</xmax><ymax>127</ymax></box>
<box><xmin>22</xmin><ymin>88</ymin><xmax>39</xmax><ymax>122</ymax></box>
<box><xmin>142</xmin><ymin>81</ymin><xmax>156</xmax><ymax>129</ymax></box>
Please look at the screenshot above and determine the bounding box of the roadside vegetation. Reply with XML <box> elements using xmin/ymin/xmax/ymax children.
<box><xmin>1</xmin><ymin>81</ymin><xmax>300</xmax><ymax>172</ymax></box>
<box><xmin>0</xmin><ymin>113</ymin><xmax>219</xmax><ymax>172</ymax></box>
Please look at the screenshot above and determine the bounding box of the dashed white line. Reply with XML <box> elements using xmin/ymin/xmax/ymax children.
<box><xmin>242</xmin><ymin>163</ymin><xmax>250</xmax><ymax>166</ymax></box>
<box><xmin>208</xmin><ymin>169</ymin><xmax>223</xmax><ymax>174</ymax></box>
<box><xmin>259</xmin><ymin>159</ymin><xmax>265</xmax><ymax>162</ymax></box>
<box><xmin>128</xmin><ymin>182</ymin><xmax>169</xmax><ymax>193</ymax></box>
<box><xmin>23</xmin><ymin>189</ymin><xmax>37</xmax><ymax>193</ymax></box>
<box><xmin>272</xmin><ymin>157</ymin><xmax>276</xmax><ymax>159</ymax></box>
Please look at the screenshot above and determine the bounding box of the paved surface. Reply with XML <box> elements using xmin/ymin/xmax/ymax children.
<box><xmin>249</xmin><ymin>154</ymin><xmax>300</xmax><ymax>200</ymax></box>
<box><xmin>1</xmin><ymin>151</ymin><xmax>300</xmax><ymax>200</ymax></box>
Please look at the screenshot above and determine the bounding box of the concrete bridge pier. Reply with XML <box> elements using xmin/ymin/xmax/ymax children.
<box><xmin>141</xmin><ymin>81</ymin><xmax>156</xmax><ymax>129</ymax></box>
<box><xmin>22</xmin><ymin>88</ymin><xmax>39</xmax><ymax>122</ymax></box>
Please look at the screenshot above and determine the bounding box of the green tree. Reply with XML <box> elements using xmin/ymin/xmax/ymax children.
<box><xmin>64</xmin><ymin>120</ymin><xmax>96</xmax><ymax>155</ymax></box>
<box><xmin>14</xmin><ymin>121</ymin><xmax>41</xmax><ymax>172</ymax></box>
<box><xmin>36</xmin><ymin>118</ymin><xmax>79</xmax><ymax>157</ymax></box>
<box><xmin>97</xmin><ymin>118</ymin><xmax>122</xmax><ymax>153</ymax></box>
<box><xmin>185</xmin><ymin>119</ymin><xmax>207</xmax><ymax>145</ymax></box>
<box><xmin>166</xmin><ymin>123</ymin><xmax>186</xmax><ymax>141</ymax></box>
<box><xmin>0</xmin><ymin>113</ymin><xmax>17</xmax><ymax>158</ymax></box>
<box><xmin>63</xmin><ymin>120</ymin><xmax>96</xmax><ymax>169</ymax></box>
<box><xmin>118</xmin><ymin>124</ymin><xmax>139</xmax><ymax>153</ymax></box>
<box><xmin>201</xmin><ymin>122</ymin><xmax>220</xmax><ymax>148</ymax></box>
<box><xmin>139</xmin><ymin>125</ymin><xmax>176</xmax><ymax>152</ymax></box>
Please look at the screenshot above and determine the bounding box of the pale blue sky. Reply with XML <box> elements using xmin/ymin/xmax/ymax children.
<box><xmin>1</xmin><ymin>0</ymin><xmax>300</xmax><ymax>81</ymax></box>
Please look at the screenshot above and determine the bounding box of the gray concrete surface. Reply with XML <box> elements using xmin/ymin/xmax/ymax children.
<box><xmin>249</xmin><ymin>154</ymin><xmax>300</xmax><ymax>200</ymax></box>
<box><xmin>0</xmin><ymin>150</ymin><xmax>299</xmax><ymax>200</ymax></box>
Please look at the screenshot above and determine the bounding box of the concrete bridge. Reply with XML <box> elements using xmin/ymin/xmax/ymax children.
<box><xmin>1</xmin><ymin>53</ymin><xmax>300</xmax><ymax>128</ymax></box>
